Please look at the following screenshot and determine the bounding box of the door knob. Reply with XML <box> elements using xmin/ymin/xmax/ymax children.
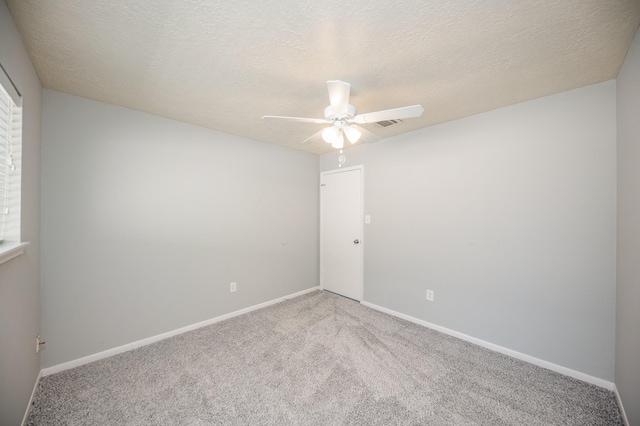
<box><xmin>354</xmin><ymin>239</ymin><xmax>360</xmax><ymax>244</ymax></box>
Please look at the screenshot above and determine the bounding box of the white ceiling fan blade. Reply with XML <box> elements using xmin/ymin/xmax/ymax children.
<box><xmin>353</xmin><ymin>105</ymin><xmax>424</xmax><ymax>124</ymax></box>
<box><xmin>301</xmin><ymin>129</ymin><xmax>325</xmax><ymax>145</ymax></box>
<box><xmin>262</xmin><ymin>115</ymin><xmax>330</xmax><ymax>124</ymax></box>
<box><xmin>327</xmin><ymin>80</ymin><xmax>350</xmax><ymax>115</ymax></box>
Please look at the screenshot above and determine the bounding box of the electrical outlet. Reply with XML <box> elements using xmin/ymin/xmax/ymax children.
<box><xmin>230</xmin><ymin>282</ymin><xmax>237</xmax><ymax>293</ymax></box>
<box><xmin>426</xmin><ymin>290</ymin><xmax>434</xmax><ymax>302</ymax></box>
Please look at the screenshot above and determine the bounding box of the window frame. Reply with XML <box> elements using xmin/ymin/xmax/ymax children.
<box><xmin>0</xmin><ymin>62</ymin><xmax>26</xmax><ymax>266</ymax></box>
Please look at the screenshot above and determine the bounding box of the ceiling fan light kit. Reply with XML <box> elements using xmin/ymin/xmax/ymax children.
<box><xmin>262</xmin><ymin>80</ymin><xmax>424</xmax><ymax>150</ymax></box>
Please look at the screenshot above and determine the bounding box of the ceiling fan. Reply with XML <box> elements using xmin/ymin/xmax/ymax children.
<box><xmin>262</xmin><ymin>80</ymin><xmax>424</xmax><ymax>149</ymax></box>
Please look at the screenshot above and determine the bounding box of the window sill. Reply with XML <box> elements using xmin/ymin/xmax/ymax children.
<box><xmin>0</xmin><ymin>242</ymin><xmax>29</xmax><ymax>266</ymax></box>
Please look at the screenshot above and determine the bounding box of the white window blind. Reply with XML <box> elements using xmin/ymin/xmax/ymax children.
<box><xmin>0</xmin><ymin>72</ymin><xmax>21</xmax><ymax>245</ymax></box>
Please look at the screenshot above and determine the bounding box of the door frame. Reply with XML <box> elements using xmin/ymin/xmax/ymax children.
<box><xmin>319</xmin><ymin>165</ymin><xmax>364</xmax><ymax>301</ymax></box>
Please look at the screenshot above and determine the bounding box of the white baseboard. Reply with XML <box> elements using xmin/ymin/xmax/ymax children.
<box><xmin>42</xmin><ymin>286</ymin><xmax>320</xmax><ymax>377</ymax></box>
<box><xmin>21</xmin><ymin>369</ymin><xmax>42</xmax><ymax>426</ymax></box>
<box><xmin>360</xmin><ymin>300</ymin><xmax>615</xmax><ymax>391</ymax></box>
<box><xmin>613</xmin><ymin>384</ymin><xmax>629</xmax><ymax>426</ymax></box>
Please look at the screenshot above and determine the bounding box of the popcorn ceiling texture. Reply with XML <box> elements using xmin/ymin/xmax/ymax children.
<box><xmin>6</xmin><ymin>0</ymin><xmax>640</xmax><ymax>154</ymax></box>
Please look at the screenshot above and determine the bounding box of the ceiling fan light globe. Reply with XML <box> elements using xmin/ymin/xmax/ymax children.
<box><xmin>322</xmin><ymin>126</ymin><xmax>340</xmax><ymax>144</ymax></box>
<box><xmin>331</xmin><ymin>133</ymin><xmax>344</xmax><ymax>149</ymax></box>
<box><xmin>344</xmin><ymin>125</ymin><xmax>362</xmax><ymax>144</ymax></box>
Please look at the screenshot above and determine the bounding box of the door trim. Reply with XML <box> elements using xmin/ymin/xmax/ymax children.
<box><xmin>319</xmin><ymin>165</ymin><xmax>364</xmax><ymax>301</ymax></box>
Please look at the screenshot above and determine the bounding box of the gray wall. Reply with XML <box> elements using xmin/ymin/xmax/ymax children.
<box><xmin>321</xmin><ymin>81</ymin><xmax>617</xmax><ymax>381</ymax></box>
<box><xmin>41</xmin><ymin>90</ymin><xmax>319</xmax><ymax>368</ymax></box>
<box><xmin>0</xmin><ymin>1</ymin><xmax>42</xmax><ymax>424</ymax></box>
<box><xmin>616</xmin><ymin>26</ymin><xmax>640</xmax><ymax>425</ymax></box>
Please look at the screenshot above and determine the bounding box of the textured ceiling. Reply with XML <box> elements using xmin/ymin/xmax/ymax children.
<box><xmin>6</xmin><ymin>0</ymin><xmax>640</xmax><ymax>154</ymax></box>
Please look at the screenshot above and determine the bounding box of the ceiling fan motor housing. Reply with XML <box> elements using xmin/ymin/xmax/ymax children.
<box><xmin>324</xmin><ymin>104</ymin><xmax>357</xmax><ymax>121</ymax></box>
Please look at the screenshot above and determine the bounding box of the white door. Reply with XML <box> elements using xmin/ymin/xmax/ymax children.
<box><xmin>320</xmin><ymin>166</ymin><xmax>363</xmax><ymax>301</ymax></box>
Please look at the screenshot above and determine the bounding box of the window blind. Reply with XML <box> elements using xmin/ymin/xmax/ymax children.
<box><xmin>0</xmin><ymin>78</ymin><xmax>21</xmax><ymax>244</ymax></box>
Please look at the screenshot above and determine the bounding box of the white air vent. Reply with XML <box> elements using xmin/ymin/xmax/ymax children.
<box><xmin>374</xmin><ymin>118</ymin><xmax>404</xmax><ymax>128</ymax></box>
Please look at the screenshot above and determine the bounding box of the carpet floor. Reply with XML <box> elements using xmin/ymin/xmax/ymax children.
<box><xmin>26</xmin><ymin>290</ymin><xmax>622</xmax><ymax>425</ymax></box>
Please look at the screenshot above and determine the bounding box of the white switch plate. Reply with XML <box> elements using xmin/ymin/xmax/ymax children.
<box><xmin>365</xmin><ymin>215</ymin><xmax>371</xmax><ymax>224</ymax></box>
<box><xmin>230</xmin><ymin>282</ymin><xmax>237</xmax><ymax>293</ymax></box>
<box><xmin>426</xmin><ymin>290</ymin><xmax>434</xmax><ymax>302</ymax></box>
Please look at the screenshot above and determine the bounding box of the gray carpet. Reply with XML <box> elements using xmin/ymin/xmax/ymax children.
<box><xmin>27</xmin><ymin>290</ymin><xmax>622</xmax><ymax>425</ymax></box>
